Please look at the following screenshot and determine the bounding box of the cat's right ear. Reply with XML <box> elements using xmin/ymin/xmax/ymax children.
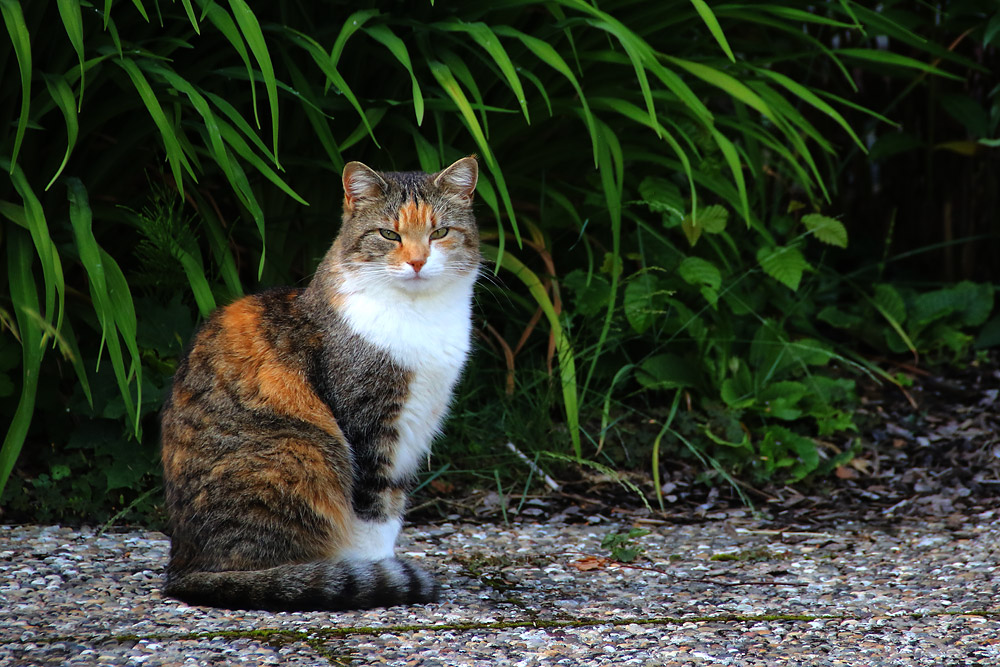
<box><xmin>342</xmin><ymin>162</ymin><xmax>387</xmax><ymax>209</ymax></box>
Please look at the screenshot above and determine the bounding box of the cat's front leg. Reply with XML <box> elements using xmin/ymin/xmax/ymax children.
<box><xmin>342</xmin><ymin>514</ymin><xmax>402</xmax><ymax>560</ymax></box>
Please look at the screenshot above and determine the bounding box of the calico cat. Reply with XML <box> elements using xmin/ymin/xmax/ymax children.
<box><xmin>160</xmin><ymin>157</ymin><xmax>480</xmax><ymax>611</ymax></box>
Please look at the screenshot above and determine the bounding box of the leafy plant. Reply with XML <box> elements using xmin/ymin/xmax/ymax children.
<box><xmin>0</xmin><ymin>1</ymin><xmax>993</xmax><ymax>521</ymax></box>
<box><xmin>601</xmin><ymin>527</ymin><xmax>651</xmax><ymax>563</ymax></box>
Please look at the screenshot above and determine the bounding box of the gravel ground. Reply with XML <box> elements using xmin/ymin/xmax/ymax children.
<box><xmin>2</xmin><ymin>512</ymin><xmax>999</xmax><ymax>666</ymax></box>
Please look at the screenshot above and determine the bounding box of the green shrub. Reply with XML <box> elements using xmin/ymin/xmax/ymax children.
<box><xmin>1</xmin><ymin>0</ymin><xmax>994</xmax><ymax>520</ymax></box>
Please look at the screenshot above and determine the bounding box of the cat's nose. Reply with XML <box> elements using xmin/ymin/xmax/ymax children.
<box><xmin>408</xmin><ymin>259</ymin><xmax>426</xmax><ymax>273</ymax></box>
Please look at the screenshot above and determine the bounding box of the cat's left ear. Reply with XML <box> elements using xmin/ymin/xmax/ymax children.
<box><xmin>343</xmin><ymin>161</ymin><xmax>387</xmax><ymax>208</ymax></box>
<box><xmin>434</xmin><ymin>156</ymin><xmax>478</xmax><ymax>200</ymax></box>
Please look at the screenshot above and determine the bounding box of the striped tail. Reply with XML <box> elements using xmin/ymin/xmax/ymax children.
<box><xmin>163</xmin><ymin>557</ymin><xmax>438</xmax><ymax>611</ymax></box>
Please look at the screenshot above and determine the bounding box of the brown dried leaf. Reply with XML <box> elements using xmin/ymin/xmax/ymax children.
<box><xmin>569</xmin><ymin>556</ymin><xmax>609</xmax><ymax>572</ymax></box>
<box><xmin>429</xmin><ymin>479</ymin><xmax>455</xmax><ymax>495</ymax></box>
<box><xmin>835</xmin><ymin>466</ymin><xmax>857</xmax><ymax>480</ymax></box>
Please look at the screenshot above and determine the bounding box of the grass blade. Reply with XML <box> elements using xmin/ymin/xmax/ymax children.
<box><xmin>329</xmin><ymin>8</ymin><xmax>380</xmax><ymax>67</ymax></box>
<box><xmin>689</xmin><ymin>0</ymin><xmax>735</xmax><ymax>62</ymax></box>
<box><xmin>837</xmin><ymin>47</ymin><xmax>964</xmax><ymax>81</ymax></box>
<box><xmin>116</xmin><ymin>58</ymin><xmax>196</xmax><ymax>196</ymax></box>
<box><xmin>364</xmin><ymin>23</ymin><xmax>425</xmax><ymax>125</ymax></box>
<box><xmin>434</xmin><ymin>19</ymin><xmax>530</xmax><ymax>124</ymax></box>
<box><xmin>56</xmin><ymin>0</ymin><xmax>86</xmax><ymax>108</ymax></box>
<box><xmin>482</xmin><ymin>244</ymin><xmax>580</xmax><ymax>457</ymax></box>
<box><xmin>66</xmin><ymin>179</ymin><xmax>142</xmax><ymax>435</ymax></box>
<box><xmin>1</xmin><ymin>0</ymin><xmax>31</xmax><ymax>171</ymax></box>
<box><xmin>227</xmin><ymin>0</ymin><xmax>281</xmax><ymax>161</ymax></box>
<box><xmin>0</xmin><ymin>231</ymin><xmax>44</xmax><ymax>498</ymax></box>
<box><xmin>179</xmin><ymin>0</ymin><xmax>200</xmax><ymax>34</ymax></box>
<box><xmin>753</xmin><ymin>67</ymin><xmax>866</xmax><ymax>151</ymax></box>
<box><xmin>428</xmin><ymin>59</ymin><xmax>519</xmax><ymax>245</ymax></box>
<box><xmin>199</xmin><ymin>0</ymin><xmax>258</xmax><ymax>130</ymax></box>
<box><xmin>284</xmin><ymin>25</ymin><xmax>380</xmax><ymax>148</ymax></box>
<box><xmin>6</xmin><ymin>161</ymin><xmax>65</xmax><ymax>336</ymax></box>
<box><xmin>43</xmin><ymin>74</ymin><xmax>80</xmax><ymax>189</ymax></box>
<box><xmin>492</xmin><ymin>24</ymin><xmax>599</xmax><ymax>166</ymax></box>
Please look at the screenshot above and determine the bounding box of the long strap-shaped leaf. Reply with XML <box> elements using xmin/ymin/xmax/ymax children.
<box><xmin>6</xmin><ymin>162</ymin><xmax>65</xmax><ymax>337</ymax></box>
<box><xmin>1</xmin><ymin>0</ymin><xmax>31</xmax><ymax>172</ymax></box>
<box><xmin>67</xmin><ymin>179</ymin><xmax>143</xmax><ymax>436</ymax></box>
<box><xmin>0</xmin><ymin>231</ymin><xmax>44</xmax><ymax>498</ymax></box>
<box><xmin>226</xmin><ymin>0</ymin><xmax>281</xmax><ymax>164</ymax></box>
<box><xmin>55</xmin><ymin>0</ymin><xmax>85</xmax><ymax>110</ymax></box>
<box><xmin>429</xmin><ymin>60</ymin><xmax>519</xmax><ymax>247</ymax></box>
<box><xmin>482</xmin><ymin>245</ymin><xmax>581</xmax><ymax>458</ymax></box>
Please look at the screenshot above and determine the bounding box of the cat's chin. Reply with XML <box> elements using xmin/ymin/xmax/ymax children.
<box><xmin>392</xmin><ymin>273</ymin><xmax>442</xmax><ymax>294</ymax></box>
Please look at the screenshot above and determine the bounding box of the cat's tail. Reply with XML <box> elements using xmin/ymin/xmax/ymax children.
<box><xmin>162</xmin><ymin>557</ymin><xmax>438</xmax><ymax>611</ymax></box>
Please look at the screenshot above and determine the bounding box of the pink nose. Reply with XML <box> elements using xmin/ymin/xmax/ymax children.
<box><xmin>408</xmin><ymin>259</ymin><xmax>426</xmax><ymax>273</ymax></box>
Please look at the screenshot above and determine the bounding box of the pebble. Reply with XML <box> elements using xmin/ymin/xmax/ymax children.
<box><xmin>0</xmin><ymin>517</ymin><xmax>998</xmax><ymax>665</ymax></box>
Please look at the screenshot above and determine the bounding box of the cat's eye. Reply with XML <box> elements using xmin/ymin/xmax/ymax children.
<box><xmin>429</xmin><ymin>227</ymin><xmax>449</xmax><ymax>240</ymax></box>
<box><xmin>378</xmin><ymin>229</ymin><xmax>402</xmax><ymax>242</ymax></box>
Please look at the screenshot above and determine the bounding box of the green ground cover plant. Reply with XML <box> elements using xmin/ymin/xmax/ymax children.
<box><xmin>1</xmin><ymin>0</ymin><xmax>997</xmax><ymax>524</ymax></box>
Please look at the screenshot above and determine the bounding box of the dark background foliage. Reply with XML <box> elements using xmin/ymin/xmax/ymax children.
<box><xmin>1</xmin><ymin>0</ymin><xmax>997</xmax><ymax>526</ymax></box>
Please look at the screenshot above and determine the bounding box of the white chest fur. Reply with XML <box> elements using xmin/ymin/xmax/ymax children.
<box><xmin>338</xmin><ymin>276</ymin><xmax>474</xmax><ymax>481</ymax></box>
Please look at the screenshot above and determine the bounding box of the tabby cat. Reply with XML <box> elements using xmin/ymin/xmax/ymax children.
<box><xmin>160</xmin><ymin>157</ymin><xmax>480</xmax><ymax>611</ymax></box>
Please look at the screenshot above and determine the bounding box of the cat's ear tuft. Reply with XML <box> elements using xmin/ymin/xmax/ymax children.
<box><xmin>434</xmin><ymin>156</ymin><xmax>478</xmax><ymax>200</ymax></box>
<box><xmin>343</xmin><ymin>162</ymin><xmax>387</xmax><ymax>207</ymax></box>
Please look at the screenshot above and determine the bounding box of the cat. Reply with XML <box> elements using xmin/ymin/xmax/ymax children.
<box><xmin>159</xmin><ymin>156</ymin><xmax>480</xmax><ymax>611</ymax></box>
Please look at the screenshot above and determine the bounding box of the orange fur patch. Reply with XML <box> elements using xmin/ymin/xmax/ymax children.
<box><xmin>395</xmin><ymin>200</ymin><xmax>435</xmax><ymax>232</ymax></box>
<box><xmin>215</xmin><ymin>298</ymin><xmax>351</xmax><ymax>543</ymax></box>
<box><xmin>218</xmin><ymin>300</ymin><xmax>342</xmax><ymax>438</ymax></box>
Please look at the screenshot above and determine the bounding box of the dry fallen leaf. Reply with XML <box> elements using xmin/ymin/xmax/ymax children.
<box><xmin>429</xmin><ymin>479</ymin><xmax>455</xmax><ymax>494</ymax></box>
<box><xmin>569</xmin><ymin>556</ymin><xmax>609</xmax><ymax>572</ymax></box>
<box><xmin>835</xmin><ymin>466</ymin><xmax>857</xmax><ymax>480</ymax></box>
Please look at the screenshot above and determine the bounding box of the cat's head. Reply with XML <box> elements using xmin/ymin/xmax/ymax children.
<box><xmin>332</xmin><ymin>157</ymin><xmax>481</xmax><ymax>296</ymax></box>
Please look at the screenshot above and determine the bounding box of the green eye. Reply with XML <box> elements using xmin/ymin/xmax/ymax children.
<box><xmin>429</xmin><ymin>227</ymin><xmax>449</xmax><ymax>240</ymax></box>
<box><xmin>378</xmin><ymin>229</ymin><xmax>401</xmax><ymax>242</ymax></box>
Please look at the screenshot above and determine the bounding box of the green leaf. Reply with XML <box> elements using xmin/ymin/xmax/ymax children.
<box><xmin>364</xmin><ymin>23</ymin><xmax>424</xmax><ymax>125</ymax></box>
<box><xmin>757</xmin><ymin>381</ymin><xmax>807</xmax><ymax>420</ymax></box>
<box><xmin>482</xmin><ymin>245</ymin><xmax>579</xmax><ymax>457</ymax></box>
<box><xmin>116</xmin><ymin>58</ymin><xmax>195</xmax><ymax>197</ymax></box>
<box><xmin>0</xmin><ymin>231</ymin><xmax>44</xmax><ymax>498</ymax></box>
<box><xmin>624</xmin><ymin>271</ymin><xmax>671</xmax><ymax>334</ymax></box>
<box><xmin>638</xmin><ymin>176</ymin><xmax>683</xmax><ymax>216</ymax></box>
<box><xmin>688</xmin><ymin>0</ymin><xmax>735</xmax><ymax>62</ymax></box>
<box><xmin>435</xmin><ymin>20</ymin><xmax>530</xmax><ymax>123</ymax></box>
<box><xmin>429</xmin><ymin>60</ymin><xmax>518</xmax><ymax>241</ymax></box>
<box><xmin>666</xmin><ymin>55</ymin><xmax>775</xmax><ymax>123</ymax></box>
<box><xmin>56</xmin><ymin>0</ymin><xmax>86</xmax><ymax>108</ymax></box>
<box><xmin>939</xmin><ymin>93</ymin><xmax>991</xmax><ymax>139</ymax></box>
<box><xmin>179</xmin><ymin>0</ymin><xmax>199</xmax><ymax>33</ymax></box>
<box><xmin>873</xmin><ymin>284</ymin><xmax>906</xmax><ymax>324</ymax></box>
<box><xmin>802</xmin><ymin>214</ymin><xmax>848</xmax><ymax>248</ymax></box>
<box><xmin>329</xmin><ymin>9</ymin><xmax>380</xmax><ymax>67</ymax></box>
<box><xmin>130</xmin><ymin>0</ymin><xmax>149</xmax><ymax>22</ymax></box>
<box><xmin>1</xmin><ymin>0</ymin><xmax>31</xmax><ymax>170</ymax></box>
<box><xmin>636</xmin><ymin>354</ymin><xmax>699</xmax><ymax>391</ymax></box>
<box><xmin>492</xmin><ymin>24</ymin><xmax>599</xmax><ymax>166</ymax></box>
<box><xmin>67</xmin><ymin>179</ymin><xmax>142</xmax><ymax>436</ymax></box>
<box><xmin>682</xmin><ymin>205</ymin><xmax>728</xmax><ymax>246</ymax></box>
<box><xmin>761</xmin><ymin>426</ymin><xmax>819</xmax><ymax>482</ymax></box>
<box><xmin>678</xmin><ymin>257</ymin><xmax>722</xmax><ymax>291</ymax></box>
<box><xmin>837</xmin><ymin>48</ymin><xmax>964</xmax><ymax>81</ymax></box>
<box><xmin>757</xmin><ymin>245</ymin><xmax>810</xmax><ymax>291</ymax></box>
<box><xmin>754</xmin><ymin>67</ymin><xmax>865</xmax><ymax>151</ymax></box>
<box><xmin>563</xmin><ymin>270</ymin><xmax>611</xmax><ymax>318</ymax></box>
<box><xmin>227</xmin><ymin>0</ymin><xmax>280</xmax><ymax>162</ymax></box>
<box><xmin>818</xmin><ymin>305</ymin><xmax>862</xmax><ymax>329</ymax></box>
<box><xmin>43</xmin><ymin>74</ymin><xmax>80</xmax><ymax>189</ymax></box>
<box><xmin>7</xmin><ymin>161</ymin><xmax>65</xmax><ymax>335</ymax></box>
